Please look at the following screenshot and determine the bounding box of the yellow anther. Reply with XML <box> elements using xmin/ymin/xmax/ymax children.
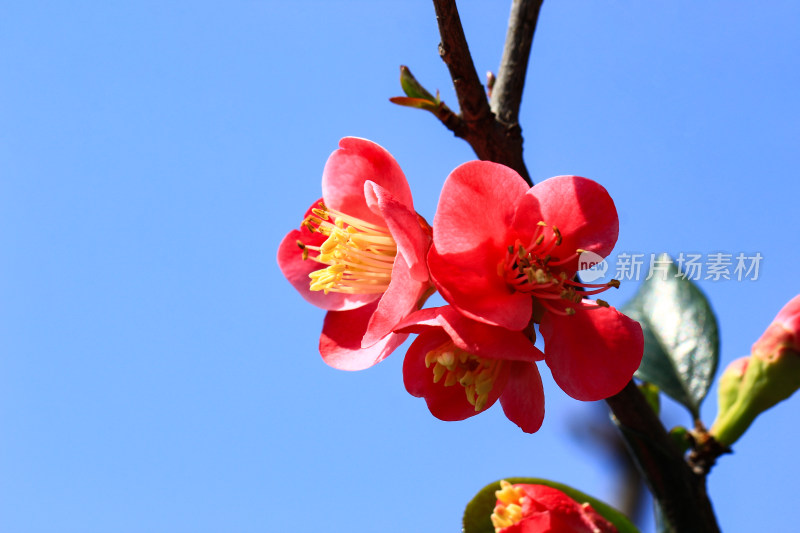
<box><xmin>424</xmin><ymin>351</ymin><xmax>437</xmax><ymax>368</ymax></box>
<box><xmin>552</xmin><ymin>226</ymin><xmax>562</xmax><ymax>245</ymax></box>
<box><xmin>425</xmin><ymin>344</ymin><xmax>504</xmax><ymax>411</ymax></box>
<box><xmin>535</xmin><ymin>269</ymin><xmax>549</xmax><ymax>284</ymax></box>
<box><xmin>496</xmin><ymin>480</ymin><xmax>524</xmax><ymax>505</ymax></box>
<box><xmin>439</xmin><ymin>351</ymin><xmax>455</xmax><ymax>368</ymax></box>
<box><xmin>465</xmin><ymin>384</ymin><xmax>476</xmax><ymax>405</ymax></box>
<box><xmin>491</xmin><ymin>481</ymin><xmax>527</xmax><ymax>531</ymax></box>
<box><xmin>432</xmin><ymin>363</ymin><xmax>447</xmax><ymax>384</ymax></box>
<box><xmin>301</xmin><ymin>206</ymin><xmax>397</xmax><ymax>295</ymax></box>
<box><xmin>565</xmin><ymin>307</ymin><xmax>576</xmax><ymax>316</ymax></box>
<box><xmin>476</xmin><ymin>377</ymin><xmax>494</xmax><ymax>396</ymax></box>
<box><xmin>311</xmin><ymin>208</ymin><xmax>329</xmax><ymax>220</ymax></box>
<box><xmin>474</xmin><ymin>394</ymin><xmax>489</xmax><ymax>411</ymax></box>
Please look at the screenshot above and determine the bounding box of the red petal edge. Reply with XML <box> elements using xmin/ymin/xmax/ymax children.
<box><xmin>540</xmin><ymin>302</ymin><xmax>643</xmax><ymax>401</ymax></box>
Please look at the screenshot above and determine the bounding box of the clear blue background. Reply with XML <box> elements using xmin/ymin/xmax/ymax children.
<box><xmin>2</xmin><ymin>1</ymin><xmax>798</xmax><ymax>532</ymax></box>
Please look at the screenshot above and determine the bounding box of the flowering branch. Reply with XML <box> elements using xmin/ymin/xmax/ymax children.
<box><xmin>606</xmin><ymin>382</ymin><xmax>721</xmax><ymax>533</ymax></box>
<box><xmin>490</xmin><ymin>0</ymin><xmax>544</xmax><ymax>126</ymax></box>
<box><xmin>431</xmin><ymin>0</ymin><xmax>532</xmax><ymax>185</ymax></box>
<box><xmin>427</xmin><ymin>4</ymin><xmax>724</xmax><ymax>530</ymax></box>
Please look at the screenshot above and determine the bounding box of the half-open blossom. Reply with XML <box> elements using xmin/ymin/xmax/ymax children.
<box><xmin>277</xmin><ymin>137</ymin><xmax>432</xmax><ymax>369</ymax></box>
<box><xmin>397</xmin><ymin>306</ymin><xmax>545</xmax><ymax>433</ymax></box>
<box><xmin>491</xmin><ymin>481</ymin><xmax>617</xmax><ymax>533</ymax></box>
<box><xmin>427</xmin><ymin>161</ymin><xmax>642</xmax><ymax>401</ymax></box>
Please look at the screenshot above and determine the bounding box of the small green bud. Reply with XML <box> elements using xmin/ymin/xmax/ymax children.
<box><xmin>710</xmin><ymin>295</ymin><xmax>800</xmax><ymax>446</ymax></box>
<box><xmin>669</xmin><ymin>426</ymin><xmax>691</xmax><ymax>455</ymax></box>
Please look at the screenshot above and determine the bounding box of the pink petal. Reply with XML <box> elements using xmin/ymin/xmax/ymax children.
<box><xmin>519</xmin><ymin>176</ymin><xmax>619</xmax><ymax>273</ymax></box>
<box><xmin>394</xmin><ymin>307</ymin><xmax>444</xmax><ymax>332</ymax></box>
<box><xmin>362</xmin><ymin>254</ymin><xmax>429</xmax><ymax>347</ymax></box>
<box><xmin>321</xmin><ymin>137</ymin><xmax>412</xmax><ymax>227</ymax></box>
<box><xmin>433</xmin><ymin>160</ymin><xmax>528</xmax><ymax>255</ymax></box>
<box><xmin>502</xmin><ymin>513</ymin><xmax>552</xmax><ymax>533</ymax></box>
<box><xmin>775</xmin><ymin>294</ymin><xmax>800</xmax><ymax>331</ymax></box>
<box><xmin>436</xmin><ymin>307</ymin><xmax>544</xmax><ymax>362</ymax></box>
<box><xmin>277</xmin><ymin>223</ymin><xmax>379</xmax><ymax>311</ymax></box>
<box><xmin>320</xmin><ymin>300</ymin><xmax>408</xmax><ymax>370</ymax></box>
<box><xmin>514</xmin><ymin>485</ymin><xmax>617</xmax><ymax>533</ymax></box>
<box><xmin>540</xmin><ymin>302</ymin><xmax>643</xmax><ymax>401</ymax></box>
<box><xmin>428</xmin><ymin>244</ymin><xmax>533</xmax><ymax>330</ymax></box>
<box><xmin>428</xmin><ymin>161</ymin><xmax>532</xmax><ymax>330</ymax></box>
<box><xmin>364</xmin><ymin>181</ymin><xmax>430</xmax><ymax>283</ymax></box>
<box><xmin>500</xmin><ymin>361</ymin><xmax>545</xmax><ymax>433</ymax></box>
<box><xmin>403</xmin><ymin>329</ymin><xmax>482</xmax><ymax>421</ymax></box>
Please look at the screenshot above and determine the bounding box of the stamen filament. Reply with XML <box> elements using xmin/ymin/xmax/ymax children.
<box><xmin>299</xmin><ymin>201</ymin><xmax>398</xmax><ymax>295</ymax></box>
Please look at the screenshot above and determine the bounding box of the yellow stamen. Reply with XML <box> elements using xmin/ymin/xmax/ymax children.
<box><xmin>491</xmin><ymin>481</ymin><xmax>528</xmax><ymax>531</ymax></box>
<box><xmin>300</xmin><ymin>202</ymin><xmax>397</xmax><ymax>294</ymax></box>
<box><xmin>425</xmin><ymin>343</ymin><xmax>504</xmax><ymax>412</ymax></box>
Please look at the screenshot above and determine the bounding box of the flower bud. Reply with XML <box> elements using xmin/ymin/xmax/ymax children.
<box><xmin>752</xmin><ymin>294</ymin><xmax>800</xmax><ymax>362</ymax></box>
<box><xmin>716</xmin><ymin>357</ymin><xmax>749</xmax><ymax>417</ymax></box>
<box><xmin>710</xmin><ymin>295</ymin><xmax>800</xmax><ymax>446</ymax></box>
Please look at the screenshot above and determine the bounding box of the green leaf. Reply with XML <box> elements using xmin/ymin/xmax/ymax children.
<box><xmin>388</xmin><ymin>96</ymin><xmax>439</xmax><ymax>112</ymax></box>
<box><xmin>463</xmin><ymin>477</ymin><xmax>640</xmax><ymax>533</ymax></box>
<box><xmin>398</xmin><ymin>65</ymin><xmax>437</xmax><ymax>102</ymax></box>
<box><xmin>622</xmin><ymin>254</ymin><xmax>719</xmax><ymax>419</ymax></box>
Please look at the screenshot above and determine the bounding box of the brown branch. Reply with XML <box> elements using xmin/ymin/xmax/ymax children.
<box><xmin>431</xmin><ymin>0</ymin><xmax>532</xmax><ymax>185</ymax></box>
<box><xmin>606</xmin><ymin>381</ymin><xmax>721</xmax><ymax>533</ymax></box>
<box><xmin>490</xmin><ymin>0</ymin><xmax>544</xmax><ymax>125</ymax></box>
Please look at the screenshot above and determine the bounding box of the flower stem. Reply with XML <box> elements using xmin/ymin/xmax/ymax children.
<box><xmin>606</xmin><ymin>381</ymin><xmax>721</xmax><ymax>533</ymax></box>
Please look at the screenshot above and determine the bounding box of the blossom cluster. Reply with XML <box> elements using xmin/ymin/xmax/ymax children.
<box><xmin>278</xmin><ymin>138</ymin><xmax>644</xmax><ymax>432</ymax></box>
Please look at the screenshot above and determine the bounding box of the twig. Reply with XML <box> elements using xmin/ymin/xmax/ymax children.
<box><xmin>606</xmin><ymin>381</ymin><xmax>721</xmax><ymax>533</ymax></box>
<box><xmin>490</xmin><ymin>0</ymin><xmax>544</xmax><ymax>125</ymax></box>
<box><xmin>431</xmin><ymin>0</ymin><xmax>532</xmax><ymax>185</ymax></box>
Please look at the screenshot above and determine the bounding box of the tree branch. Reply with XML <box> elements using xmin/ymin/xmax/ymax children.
<box><xmin>606</xmin><ymin>382</ymin><xmax>721</xmax><ymax>533</ymax></box>
<box><xmin>431</xmin><ymin>0</ymin><xmax>532</xmax><ymax>185</ymax></box>
<box><xmin>490</xmin><ymin>0</ymin><xmax>544</xmax><ymax>125</ymax></box>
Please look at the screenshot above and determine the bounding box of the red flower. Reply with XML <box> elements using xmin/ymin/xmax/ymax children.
<box><xmin>491</xmin><ymin>481</ymin><xmax>617</xmax><ymax>533</ymax></box>
<box><xmin>427</xmin><ymin>161</ymin><xmax>642</xmax><ymax>400</ymax></box>
<box><xmin>397</xmin><ymin>306</ymin><xmax>546</xmax><ymax>433</ymax></box>
<box><xmin>277</xmin><ymin>138</ymin><xmax>432</xmax><ymax>370</ymax></box>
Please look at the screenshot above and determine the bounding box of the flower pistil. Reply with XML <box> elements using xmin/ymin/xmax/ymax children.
<box><xmin>500</xmin><ymin>222</ymin><xmax>620</xmax><ymax>316</ymax></box>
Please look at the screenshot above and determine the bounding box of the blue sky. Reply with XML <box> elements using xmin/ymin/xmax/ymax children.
<box><xmin>1</xmin><ymin>1</ymin><xmax>798</xmax><ymax>532</ymax></box>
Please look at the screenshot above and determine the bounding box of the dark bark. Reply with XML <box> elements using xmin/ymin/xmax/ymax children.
<box><xmin>490</xmin><ymin>0</ymin><xmax>544</xmax><ymax>125</ymax></box>
<box><xmin>606</xmin><ymin>382</ymin><xmax>721</xmax><ymax>533</ymax></box>
<box><xmin>431</xmin><ymin>0</ymin><xmax>531</xmax><ymax>185</ymax></box>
